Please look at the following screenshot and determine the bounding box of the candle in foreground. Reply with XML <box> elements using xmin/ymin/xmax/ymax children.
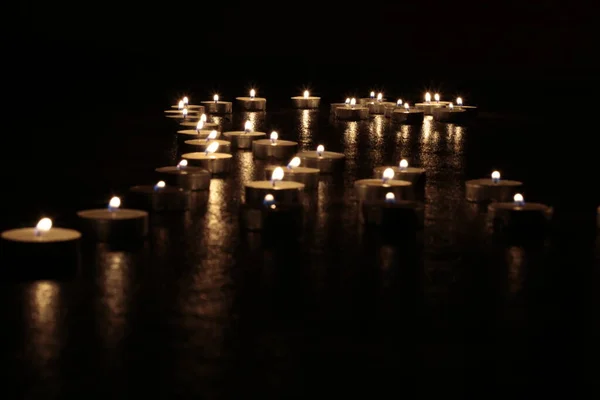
<box><xmin>263</xmin><ymin>156</ymin><xmax>320</xmax><ymax>189</ymax></box>
<box><xmin>373</xmin><ymin>159</ymin><xmax>426</xmax><ymax>198</ymax></box>
<box><xmin>1</xmin><ymin>217</ymin><xmax>82</xmax><ymax>278</ymax></box>
<box><xmin>391</xmin><ymin>103</ymin><xmax>424</xmax><ymax>124</ymax></box>
<box><xmin>77</xmin><ymin>196</ymin><xmax>149</xmax><ymax>242</ymax></box>
<box><xmin>361</xmin><ymin>191</ymin><xmax>425</xmax><ymax>233</ymax></box>
<box><xmin>291</xmin><ymin>90</ymin><xmax>321</xmax><ymax>109</ymax></box>
<box><xmin>201</xmin><ymin>94</ymin><xmax>233</xmax><ymax>114</ymax></box>
<box><xmin>354</xmin><ymin>168</ymin><xmax>414</xmax><ymax>202</ymax></box>
<box><xmin>465</xmin><ymin>170</ymin><xmax>523</xmax><ymax>202</ymax></box>
<box><xmin>295</xmin><ymin>145</ymin><xmax>345</xmax><ymax>173</ymax></box>
<box><xmin>487</xmin><ymin>193</ymin><xmax>553</xmax><ymax>240</ymax></box>
<box><xmin>155</xmin><ymin>159</ymin><xmax>211</xmax><ymax>190</ymax></box>
<box><xmin>223</xmin><ymin>120</ymin><xmax>267</xmax><ymax>149</ymax></box>
<box><xmin>244</xmin><ymin>167</ymin><xmax>305</xmax><ymax>207</ymax></box>
<box><xmin>128</xmin><ymin>180</ymin><xmax>190</xmax><ymax>211</ymax></box>
<box><xmin>236</xmin><ymin>88</ymin><xmax>267</xmax><ymax>111</ymax></box>
<box><xmin>252</xmin><ymin>131</ymin><xmax>298</xmax><ymax>160</ymax></box>
<box><xmin>181</xmin><ymin>141</ymin><xmax>233</xmax><ymax>174</ymax></box>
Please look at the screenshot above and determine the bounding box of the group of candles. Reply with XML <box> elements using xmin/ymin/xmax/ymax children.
<box><xmin>0</xmin><ymin>88</ymin><xmax>572</xmax><ymax>278</ymax></box>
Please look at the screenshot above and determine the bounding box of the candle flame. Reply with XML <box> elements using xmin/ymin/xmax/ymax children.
<box><xmin>345</xmin><ymin>98</ymin><xmax>350</xmax><ymax>104</ymax></box>
<box><xmin>491</xmin><ymin>171</ymin><xmax>500</xmax><ymax>180</ymax></box>
<box><xmin>457</xmin><ymin>97</ymin><xmax>463</xmax><ymax>105</ymax></box>
<box><xmin>205</xmin><ymin>141</ymin><xmax>219</xmax><ymax>154</ymax></box>
<box><xmin>434</xmin><ymin>93</ymin><xmax>440</xmax><ymax>102</ymax></box>
<box><xmin>196</xmin><ymin>120</ymin><xmax>204</xmax><ymax>130</ymax></box>
<box><xmin>370</xmin><ymin>91</ymin><xmax>375</xmax><ymax>98</ymax></box>
<box><xmin>213</xmin><ymin>94</ymin><xmax>219</xmax><ymax>102</ymax></box>
<box><xmin>399</xmin><ymin>159</ymin><xmax>408</xmax><ymax>169</ymax></box>
<box><xmin>177</xmin><ymin>159</ymin><xmax>188</xmax><ymax>168</ymax></box>
<box><xmin>385</xmin><ymin>192</ymin><xmax>395</xmax><ymax>202</ymax></box>
<box><xmin>250</xmin><ymin>89</ymin><xmax>256</xmax><ymax>98</ymax></box>
<box><xmin>36</xmin><ymin>217</ymin><xmax>52</xmax><ymax>232</ymax></box>
<box><xmin>155</xmin><ymin>181</ymin><xmax>166</xmax><ymax>188</ymax></box>
<box><xmin>425</xmin><ymin>92</ymin><xmax>431</xmax><ymax>102</ymax></box>
<box><xmin>182</xmin><ymin>108</ymin><xmax>188</xmax><ymax>117</ymax></box>
<box><xmin>449</xmin><ymin>103</ymin><xmax>454</xmax><ymax>109</ymax></box>
<box><xmin>377</xmin><ymin>92</ymin><xmax>383</xmax><ymax>101</ymax></box>
<box><xmin>316</xmin><ymin>144</ymin><xmax>324</xmax><ymax>155</ymax></box>
<box><xmin>178</xmin><ymin>100</ymin><xmax>184</xmax><ymax>109</ymax></box>
<box><xmin>514</xmin><ymin>193</ymin><xmax>524</xmax><ymax>204</ymax></box>
<box><xmin>350</xmin><ymin>98</ymin><xmax>356</xmax><ymax>106</ymax></box>
<box><xmin>396</xmin><ymin>99</ymin><xmax>402</xmax><ymax>106</ymax></box>
<box><xmin>200</xmin><ymin>113</ymin><xmax>207</xmax><ymax>122</ymax></box>
<box><xmin>404</xmin><ymin>103</ymin><xmax>409</xmax><ymax>110</ymax></box>
<box><xmin>382</xmin><ymin>167</ymin><xmax>395</xmax><ymax>181</ymax></box>
<box><xmin>287</xmin><ymin>156</ymin><xmax>301</xmax><ymax>168</ymax></box>
<box><xmin>183</xmin><ymin>96</ymin><xmax>189</xmax><ymax>104</ymax></box>
<box><xmin>270</xmin><ymin>131</ymin><xmax>278</xmax><ymax>141</ymax></box>
<box><xmin>271</xmin><ymin>166</ymin><xmax>284</xmax><ymax>182</ymax></box>
<box><xmin>303</xmin><ymin>90</ymin><xmax>309</xmax><ymax>98</ymax></box>
<box><xmin>207</xmin><ymin>130</ymin><xmax>218</xmax><ymax>140</ymax></box>
<box><xmin>244</xmin><ymin>120</ymin><xmax>252</xmax><ymax>132</ymax></box>
<box><xmin>108</xmin><ymin>196</ymin><xmax>121</xmax><ymax>209</ymax></box>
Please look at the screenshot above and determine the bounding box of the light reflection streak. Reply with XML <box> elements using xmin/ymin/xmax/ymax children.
<box><xmin>368</xmin><ymin>115</ymin><xmax>385</xmax><ymax>167</ymax></box>
<box><xmin>506</xmin><ymin>246</ymin><xmax>525</xmax><ymax>294</ymax></box>
<box><xmin>205</xmin><ymin>179</ymin><xmax>225</xmax><ymax>244</ymax></box>
<box><xmin>240</xmin><ymin>111</ymin><xmax>265</xmax><ymax>132</ymax></box>
<box><xmin>26</xmin><ymin>281</ymin><xmax>61</xmax><ymax>368</ymax></box>
<box><xmin>99</xmin><ymin>251</ymin><xmax>129</xmax><ymax>348</ymax></box>
<box><xmin>343</xmin><ymin>121</ymin><xmax>358</xmax><ymax>186</ymax></box>
<box><xmin>298</xmin><ymin>110</ymin><xmax>313</xmax><ymax>149</ymax></box>
<box><xmin>236</xmin><ymin>151</ymin><xmax>255</xmax><ymax>200</ymax></box>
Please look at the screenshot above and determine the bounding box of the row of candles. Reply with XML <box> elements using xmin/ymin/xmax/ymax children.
<box><xmin>0</xmin><ymin>90</ymin><xmax>563</xmax><ymax>278</ymax></box>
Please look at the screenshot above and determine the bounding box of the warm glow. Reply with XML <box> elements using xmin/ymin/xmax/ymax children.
<box><xmin>350</xmin><ymin>98</ymin><xmax>356</xmax><ymax>106</ymax></box>
<box><xmin>155</xmin><ymin>181</ymin><xmax>166</xmax><ymax>188</ymax></box>
<box><xmin>317</xmin><ymin>144</ymin><xmax>324</xmax><ymax>155</ymax></box>
<box><xmin>108</xmin><ymin>196</ymin><xmax>121</xmax><ymax>209</ymax></box>
<box><xmin>250</xmin><ymin>89</ymin><xmax>256</xmax><ymax>98</ymax></box>
<box><xmin>303</xmin><ymin>90</ymin><xmax>309</xmax><ymax>98</ymax></box>
<box><xmin>514</xmin><ymin>193</ymin><xmax>524</xmax><ymax>204</ymax></box>
<box><xmin>200</xmin><ymin>113</ymin><xmax>207</xmax><ymax>122</ymax></box>
<box><xmin>270</xmin><ymin>131</ymin><xmax>278</xmax><ymax>142</ymax></box>
<box><xmin>182</xmin><ymin>108</ymin><xmax>188</xmax><ymax>117</ymax></box>
<box><xmin>287</xmin><ymin>156</ymin><xmax>301</xmax><ymax>168</ymax></box>
<box><xmin>207</xmin><ymin>130</ymin><xmax>218</xmax><ymax>140</ymax></box>
<box><xmin>271</xmin><ymin>167</ymin><xmax>284</xmax><ymax>182</ymax></box>
<box><xmin>244</xmin><ymin>120</ymin><xmax>252</xmax><ymax>132</ymax></box>
<box><xmin>382</xmin><ymin>167</ymin><xmax>395</xmax><ymax>181</ymax></box>
<box><xmin>377</xmin><ymin>93</ymin><xmax>383</xmax><ymax>101</ymax></box>
<box><xmin>404</xmin><ymin>103</ymin><xmax>409</xmax><ymax>110</ymax></box>
<box><xmin>385</xmin><ymin>192</ymin><xmax>395</xmax><ymax>202</ymax></box>
<box><xmin>449</xmin><ymin>103</ymin><xmax>454</xmax><ymax>109</ymax></box>
<box><xmin>345</xmin><ymin>98</ymin><xmax>350</xmax><ymax>104</ymax></box>
<box><xmin>396</xmin><ymin>99</ymin><xmax>402</xmax><ymax>106</ymax></box>
<box><xmin>370</xmin><ymin>91</ymin><xmax>375</xmax><ymax>98</ymax></box>
<box><xmin>491</xmin><ymin>171</ymin><xmax>501</xmax><ymax>180</ymax></box>
<box><xmin>213</xmin><ymin>94</ymin><xmax>219</xmax><ymax>102</ymax></box>
<box><xmin>457</xmin><ymin>97</ymin><xmax>463</xmax><ymax>106</ymax></box>
<box><xmin>434</xmin><ymin>93</ymin><xmax>440</xmax><ymax>102</ymax></box>
<box><xmin>205</xmin><ymin>141</ymin><xmax>219</xmax><ymax>154</ymax></box>
<box><xmin>183</xmin><ymin>96</ymin><xmax>189</xmax><ymax>104</ymax></box>
<box><xmin>425</xmin><ymin>92</ymin><xmax>431</xmax><ymax>102</ymax></box>
<box><xmin>177</xmin><ymin>159</ymin><xmax>188</xmax><ymax>168</ymax></box>
<box><xmin>178</xmin><ymin>100</ymin><xmax>184</xmax><ymax>109</ymax></box>
<box><xmin>196</xmin><ymin>120</ymin><xmax>204</xmax><ymax>130</ymax></box>
<box><xmin>399</xmin><ymin>159</ymin><xmax>408</xmax><ymax>169</ymax></box>
<box><xmin>264</xmin><ymin>194</ymin><xmax>275</xmax><ymax>203</ymax></box>
<box><xmin>36</xmin><ymin>218</ymin><xmax>52</xmax><ymax>232</ymax></box>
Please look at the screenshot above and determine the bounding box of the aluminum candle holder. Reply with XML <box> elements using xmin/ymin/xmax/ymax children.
<box><xmin>291</xmin><ymin>90</ymin><xmax>320</xmax><ymax>109</ymax></box>
<box><xmin>296</xmin><ymin>145</ymin><xmax>344</xmax><ymax>174</ymax></box>
<box><xmin>252</xmin><ymin>131</ymin><xmax>298</xmax><ymax>160</ymax></box>
<box><xmin>201</xmin><ymin>95</ymin><xmax>233</xmax><ymax>114</ymax></box>
<box><xmin>236</xmin><ymin>89</ymin><xmax>267</xmax><ymax>111</ymax></box>
<box><xmin>487</xmin><ymin>193</ymin><xmax>553</xmax><ymax>240</ymax></box>
<box><xmin>155</xmin><ymin>160</ymin><xmax>211</xmax><ymax>191</ymax></box>
<box><xmin>465</xmin><ymin>171</ymin><xmax>523</xmax><ymax>202</ymax></box>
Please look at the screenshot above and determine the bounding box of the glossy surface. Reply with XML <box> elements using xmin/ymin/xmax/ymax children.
<box><xmin>1</xmin><ymin>105</ymin><xmax>599</xmax><ymax>398</ymax></box>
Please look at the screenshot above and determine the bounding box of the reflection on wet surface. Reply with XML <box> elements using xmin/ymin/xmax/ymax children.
<box><xmin>1</xmin><ymin>108</ymin><xmax>599</xmax><ymax>397</ymax></box>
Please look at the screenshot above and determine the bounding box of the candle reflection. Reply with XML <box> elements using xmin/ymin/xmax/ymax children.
<box><xmin>99</xmin><ymin>251</ymin><xmax>130</xmax><ymax>348</ymax></box>
<box><xmin>240</xmin><ymin>111</ymin><xmax>264</xmax><ymax>132</ymax></box>
<box><xmin>205</xmin><ymin>178</ymin><xmax>226</xmax><ymax>244</ymax></box>
<box><xmin>25</xmin><ymin>281</ymin><xmax>61</xmax><ymax>369</ymax></box>
<box><xmin>505</xmin><ymin>246</ymin><xmax>525</xmax><ymax>294</ymax></box>
<box><xmin>236</xmin><ymin>151</ymin><xmax>255</xmax><ymax>199</ymax></box>
<box><xmin>343</xmin><ymin>121</ymin><xmax>358</xmax><ymax>186</ymax></box>
<box><xmin>368</xmin><ymin>115</ymin><xmax>385</xmax><ymax>167</ymax></box>
<box><xmin>298</xmin><ymin>109</ymin><xmax>313</xmax><ymax>149</ymax></box>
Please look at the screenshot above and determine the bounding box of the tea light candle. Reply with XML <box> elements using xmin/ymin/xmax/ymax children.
<box><xmin>77</xmin><ymin>196</ymin><xmax>149</xmax><ymax>242</ymax></box>
<box><xmin>240</xmin><ymin>194</ymin><xmax>304</xmax><ymax>232</ymax></box>
<box><xmin>128</xmin><ymin>180</ymin><xmax>190</xmax><ymax>211</ymax></box>
<box><xmin>201</xmin><ymin>94</ymin><xmax>233</xmax><ymax>114</ymax></box>
<box><xmin>252</xmin><ymin>131</ymin><xmax>298</xmax><ymax>160</ymax></box>
<box><xmin>432</xmin><ymin>103</ymin><xmax>468</xmax><ymax>123</ymax></box>
<box><xmin>354</xmin><ymin>168</ymin><xmax>414</xmax><ymax>202</ymax></box>
<box><xmin>487</xmin><ymin>193</ymin><xmax>553</xmax><ymax>238</ymax></box>
<box><xmin>361</xmin><ymin>192</ymin><xmax>425</xmax><ymax>232</ymax></box>
<box><xmin>383</xmin><ymin>99</ymin><xmax>402</xmax><ymax>118</ymax></box>
<box><xmin>236</xmin><ymin>88</ymin><xmax>267</xmax><ymax>111</ymax></box>
<box><xmin>184</xmin><ymin>129</ymin><xmax>232</xmax><ymax>153</ymax></box>
<box><xmin>181</xmin><ymin>141</ymin><xmax>233</xmax><ymax>174</ymax></box>
<box><xmin>373</xmin><ymin>159</ymin><xmax>426</xmax><ymax>198</ymax></box>
<box><xmin>244</xmin><ymin>167</ymin><xmax>305</xmax><ymax>207</ymax></box>
<box><xmin>465</xmin><ymin>170</ymin><xmax>523</xmax><ymax>202</ymax></box>
<box><xmin>292</xmin><ymin>90</ymin><xmax>321</xmax><ymax>109</ymax></box>
<box><xmin>166</xmin><ymin>107</ymin><xmax>200</xmax><ymax>119</ymax></box>
<box><xmin>177</xmin><ymin>126</ymin><xmax>221</xmax><ymax>143</ymax></box>
<box><xmin>335</xmin><ymin>98</ymin><xmax>369</xmax><ymax>120</ymax></box>
<box><xmin>330</xmin><ymin>99</ymin><xmax>350</xmax><ymax>116</ymax></box>
<box><xmin>170</xmin><ymin>99</ymin><xmax>204</xmax><ymax>112</ymax></box>
<box><xmin>359</xmin><ymin>92</ymin><xmax>386</xmax><ymax>105</ymax></box>
<box><xmin>264</xmin><ymin>156</ymin><xmax>320</xmax><ymax>189</ymax></box>
<box><xmin>391</xmin><ymin>103</ymin><xmax>424</xmax><ymax>124</ymax></box>
<box><xmin>455</xmin><ymin>96</ymin><xmax>478</xmax><ymax>117</ymax></box>
<box><xmin>223</xmin><ymin>120</ymin><xmax>266</xmax><ymax>149</ymax></box>
<box><xmin>415</xmin><ymin>92</ymin><xmax>451</xmax><ymax>115</ymax></box>
<box><xmin>179</xmin><ymin>116</ymin><xmax>220</xmax><ymax>131</ymax></box>
<box><xmin>296</xmin><ymin>145</ymin><xmax>345</xmax><ymax>173</ymax></box>
<box><xmin>1</xmin><ymin>217</ymin><xmax>82</xmax><ymax>277</ymax></box>
<box><xmin>155</xmin><ymin>159</ymin><xmax>211</xmax><ymax>190</ymax></box>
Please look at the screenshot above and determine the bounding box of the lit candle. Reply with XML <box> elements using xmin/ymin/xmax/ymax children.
<box><xmin>303</xmin><ymin>90</ymin><xmax>309</xmax><ymax>99</ymax></box>
<box><xmin>77</xmin><ymin>197</ymin><xmax>149</xmax><ymax>242</ymax></box>
<box><xmin>108</xmin><ymin>196</ymin><xmax>121</xmax><ymax>211</ymax></box>
<box><xmin>399</xmin><ymin>159</ymin><xmax>408</xmax><ymax>170</ymax></box>
<box><xmin>201</xmin><ymin>113</ymin><xmax>207</xmax><ymax>122</ymax></box>
<box><xmin>381</xmin><ymin>167</ymin><xmax>395</xmax><ymax>183</ymax></box>
<box><xmin>491</xmin><ymin>170</ymin><xmax>500</xmax><ymax>184</ymax></box>
<box><xmin>253</xmin><ymin>131</ymin><xmax>298</xmax><ymax>159</ymax></box>
<box><xmin>377</xmin><ymin>93</ymin><xmax>383</xmax><ymax>102</ymax></box>
<box><xmin>182</xmin><ymin>108</ymin><xmax>188</xmax><ymax>119</ymax></box>
<box><xmin>271</xmin><ymin>167</ymin><xmax>284</xmax><ymax>186</ymax></box>
<box><xmin>287</xmin><ymin>156</ymin><xmax>301</xmax><ymax>169</ymax></box>
<box><xmin>265</xmin><ymin>156</ymin><xmax>319</xmax><ymax>188</ymax></box>
<box><xmin>223</xmin><ymin>120</ymin><xmax>266</xmax><ymax>149</ymax></box>
<box><xmin>293</xmin><ymin>89</ymin><xmax>321</xmax><ymax>108</ymax></box>
<box><xmin>350</xmin><ymin>98</ymin><xmax>356</xmax><ymax>107</ymax></box>
<box><xmin>214</xmin><ymin>94</ymin><xmax>219</xmax><ymax>103</ymax></box>
<box><xmin>373</xmin><ymin>160</ymin><xmax>427</xmax><ymax>199</ymax></box>
<box><xmin>205</xmin><ymin>129</ymin><xmax>218</xmax><ymax>142</ymax></box>
<box><xmin>183</xmin><ymin>96</ymin><xmax>189</xmax><ymax>106</ymax></box>
<box><xmin>35</xmin><ymin>217</ymin><xmax>52</xmax><ymax>237</ymax></box>
<box><xmin>296</xmin><ymin>145</ymin><xmax>345</xmax><ymax>173</ymax></box>
<box><xmin>434</xmin><ymin>93</ymin><xmax>440</xmax><ymax>103</ymax></box>
<box><xmin>404</xmin><ymin>103</ymin><xmax>409</xmax><ymax>110</ymax></box>
<box><xmin>270</xmin><ymin>131</ymin><xmax>278</xmax><ymax>144</ymax></box>
<box><xmin>317</xmin><ymin>144</ymin><xmax>324</xmax><ymax>157</ymax></box>
<box><xmin>244</xmin><ymin>120</ymin><xmax>252</xmax><ymax>133</ymax></box>
<box><xmin>196</xmin><ymin>120</ymin><xmax>204</xmax><ymax>132</ymax></box>
<box><xmin>513</xmin><ymin>193</ymin><xmax>525</xmax><ymax>206</ymax></box>
<box><xmin>456</xmin><ymin>97</ymin><xmax>463</xmax><ymax>106</ymax></box>
<box><xmin>345</xmin><ymin>98</ymin><xmax>350</xmax><ymax>106</ymax></box>
<box><xmin>396</xmin><ymin>99</ymin><xmax>403</xmax><ymax>106</ymax></box>
<box><xmin>370</xmin><ymin>91</ymin><xmax>375</xmax><ymax>99</ymax></box>
<box><xmin>236</xmin><ymin>88</ymin><xmax>266</xmax><ymax>111</ymax></box>
<box><xmin>425</xmin><ymin>92</ymin><xmax>431</xmax><ymax>103</ymax></box>
<box><xmin>449</xmin><ymin>103</ymin><xmax>454</xmax><ymax>109</ymax></box>
<box><xmin>385</xmin><ymin>192</ymin><xmax>396</xmax><ymax>203</ymax></box>
<box><xmin>156</xmin><ymin>159</ymin><xmax>211</xmax><ymax>191</ymax></box>
<box><xmin>204</xmin><ymin>141</ymin><xmax>219</xmax><ymax>155</ymax></box>
<box><xmin>178</xmin><ymin>100</ymin><xmax>184</xmax><ymax>110</ymax></box>
<box><xmin>250</xmin><ymin>89</ymin><xmax>256</xmax><ymax>99</ymax></box>
<box><xmin>181</xmin><ymin>138</ymin><xmax>233</xmax><ymax>173</ymax></box>
<box><xmin>177</xmin><ymin>160</ymin><xmax>187</xmax><ymax>168</ymax></box>
<box><xmin>154</xmin><ymin>180</ymin><xmax>166</xmax><ymax>191</ymax></box>
<box><xmin>202</xmin><ymin>95</ymin><xmax>233</xmax><ymax>114</ymax></box>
